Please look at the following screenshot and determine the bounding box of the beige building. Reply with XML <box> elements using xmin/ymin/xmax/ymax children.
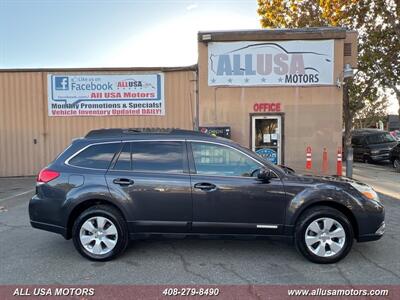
<box><xmin>0</xmin><ymin>28</ymin><xmax>357</xmax><ymax>177</ymax></box>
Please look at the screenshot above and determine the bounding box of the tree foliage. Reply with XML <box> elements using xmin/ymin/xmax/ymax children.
<box><xmin>354</xmin><ymin>96</ymin><xmax>388</xmax><ymax>129</ymax></box>
<box><xmin>257</xmin><ymin>0</ymin><xmax>400</xmax><ymax>136</ymax></box>
<box><xmin>258</xmin><ymin>0</ymin><xmax>357</xmax><ymax>28</ymax></box>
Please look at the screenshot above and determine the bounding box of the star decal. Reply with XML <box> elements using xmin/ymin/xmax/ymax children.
<box><xmin>278</xmin><ymin>77</ymin><xmax>283</xmax><ymax>83</ymax></box>
<box><xmin>211</xmin><ymin>78</ymin><xmax>216</xmax><ymax>83</ymax></box>
<box><xmin>227</xmin><ymin>78</ymin><xmax>233</xmax><ymax>83</ymax></box>
<box><xmin>261</xmin><ymin>77</ymin><xmax>266</xmax><ymax>83</ymax></box>
<box><xmin>244</xmin><ymin>78</ymin><xmax>250</xmax><ymax>83</ymax></box>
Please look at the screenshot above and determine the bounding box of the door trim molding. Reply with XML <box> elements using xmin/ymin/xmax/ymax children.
<box><xmin>193</xmin><ymin>222</ymin><xmax>280</xmax><ymax>229</ymax></box>
<box><xmin>257</xmin><ymin>224</ymin><xmax>278</xmax><ymax>229</ymax></box>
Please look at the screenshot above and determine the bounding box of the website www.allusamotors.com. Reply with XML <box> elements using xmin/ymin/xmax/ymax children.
<box><xmin>288</xmin><ymin>288</ymin><xmax>389</xmax><ymax>297</ymax></box>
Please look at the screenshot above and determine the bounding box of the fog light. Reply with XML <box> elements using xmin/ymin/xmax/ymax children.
<box><xmin>375</xmin><ymin>222</ymin><xmax>385</xmax><ymax>235</ymax></box>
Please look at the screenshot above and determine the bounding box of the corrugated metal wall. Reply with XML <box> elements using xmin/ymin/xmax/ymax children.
<box><xmin>0</xmin><ymin>70</ymin><xmax>196</xmax><ymax>177</ymax></box>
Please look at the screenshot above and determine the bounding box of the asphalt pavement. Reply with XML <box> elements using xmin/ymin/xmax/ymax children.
<box><xmin>350</xmin><ymin>162</ymin><xmax>400</xmax><ymax>199</ymax></box>
<box><xmin>0</xmin><ymin>176</ymin><xmax>399</xmax><ymax>285</ymax></box>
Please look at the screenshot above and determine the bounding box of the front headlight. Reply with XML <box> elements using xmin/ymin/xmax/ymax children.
<box><xmin>370</xmin><ymin>149</ymin><xmax>380</xmax><ymax>155</ymax></box>
<box><xmin>349</xmin><ymin>181</ymin><xmax>380</xmax><ymax>202</ymax></box>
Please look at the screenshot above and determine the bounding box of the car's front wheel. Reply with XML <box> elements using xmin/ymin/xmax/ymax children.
<box><xmin>72</xmin><ymin>205</ymin><xmax>129</xmax><ymax>261</ymax></box>
<box><xmin>295</xmin><ymin>206</ymin><xmax>354</xmax><ymax>264</ymax></box>
<box><xmin>393</xmin><ymin>158</ymin><xmax>400</xmax><ymax>172</ymax></box>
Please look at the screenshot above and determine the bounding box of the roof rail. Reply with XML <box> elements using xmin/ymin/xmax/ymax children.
<box><xmin>84</xmin><ymin>128</ymin><xmax>209</xmax><ymax>139</ymax></box>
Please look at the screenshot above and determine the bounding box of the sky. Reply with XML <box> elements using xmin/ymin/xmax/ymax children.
<box><xmin>0</xmin><ymin>0</ymin><xmax>398</xmax><ymax>114</ymax></box>
<box><xmin>0</xmin><ymin>0</ymin><xmax>260</xmax><ymax>68</ymax></box>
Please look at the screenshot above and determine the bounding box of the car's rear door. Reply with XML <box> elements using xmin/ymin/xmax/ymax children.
<box><xmin>106</xmin><ymin>140</ymin><xmax>192</xmax><ymax>233</ymax></box>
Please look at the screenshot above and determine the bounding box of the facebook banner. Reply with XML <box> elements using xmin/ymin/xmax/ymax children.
<box><xmin>47</xmin><ymin>73</ymin><xmax>164</xmax><ymax>117</ymax></box>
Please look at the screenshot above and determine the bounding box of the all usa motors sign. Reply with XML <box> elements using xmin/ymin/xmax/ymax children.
<box><xmin>48</xmin><ymin>73</ymin><xmax>164</xmax><ymax>116</ymax></box>
<box><xmin>208</xmin><ymin>40</ymin><xmax>334</xmax><ymax>86</ymax></box>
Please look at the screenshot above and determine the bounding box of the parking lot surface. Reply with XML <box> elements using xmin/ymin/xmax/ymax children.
<box><xmin>0</xmin><ymin>176</ymin><xmax>399</xmax><ymax>285</ymax></box>
<box><xmin>350</xmin><ymin>162</ymin><xmax>400</xmax><ymax>199</ymax></box>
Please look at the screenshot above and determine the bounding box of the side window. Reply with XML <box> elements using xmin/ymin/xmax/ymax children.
<box><xmin>352</xmin><ymin>136</ymin><xmax>364</xmax><ymax>146</ymax></box>
<box><xmin>114</xmin><ymin>143</ymin><xmax>131</xmax><ymax>170</ymax></box>
<box><xmin>68</xmin><ymin>143</ymin><xmax>120</xmax><ymax>169</ymax></box>
<box><xmin>132</xmin><ymin>141</ymin><xmax>185</xmax><ymax>173</ymax></box>
<box><xmin>351</xmin><ymin>136</ymin><xmax>360</xmax><ymax>145</ymax></box>
<box><xmin>191</xmin><ymin>142</ymin><xmax>261</xmax><ymax>177</ymax></box>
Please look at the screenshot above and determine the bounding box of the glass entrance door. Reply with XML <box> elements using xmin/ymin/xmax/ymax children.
<box><xmin>251</xmin><ymin>115</ymin><xmax>282</xmax><ymax>165</ymax></box>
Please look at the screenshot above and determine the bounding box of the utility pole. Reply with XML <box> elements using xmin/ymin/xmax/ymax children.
<box><xmin>342</xmin><ymin>64</ymin><xmax>354</xmax><ymax>178</ymax></box>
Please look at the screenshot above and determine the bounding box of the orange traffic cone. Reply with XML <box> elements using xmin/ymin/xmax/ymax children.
<box><xmin>337</xmin><ymin>147</ymin><xmax>343</xmax><ymax>176</ymax></box>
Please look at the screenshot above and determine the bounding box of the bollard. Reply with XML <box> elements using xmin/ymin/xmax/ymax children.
<box><xmin>322</xmin><ymin>148</ymin><xmax>329</xmax><ymax>175</ymax></box>
<box><xmin>346</xmin><ymin>147</ymin><xmax>353</xmax><ymax>178</ymax></box>
<box><xmin>306</xmin><ymin>146</ymin><xmax>312</xmax><ymax>170</ymax></box>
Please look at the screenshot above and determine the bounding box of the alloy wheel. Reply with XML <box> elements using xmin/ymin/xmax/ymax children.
<box><xmin>304</xmin><ymin>217</ymin><xmax>346</xmax><ymax>257</ymax></box>
<box><xmin>394</xmin><ymin>159</ymin><xmax>400</xmax><ymax>171</ymax></box>
<box><xmin>79</xmin><ymin>216</ymin><xmax>118</xmax><ymax>255</ymax></box>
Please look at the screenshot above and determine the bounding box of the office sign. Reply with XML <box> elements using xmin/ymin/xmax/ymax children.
<box><xmin>48</xmin><ymin>73</ymin><xmax>164</xmax><ymax>116</ymax></box>
<box><xmin>208</xmin><ymin>40</ymin><xmax>334</xmax><ymax>86</ymax></box>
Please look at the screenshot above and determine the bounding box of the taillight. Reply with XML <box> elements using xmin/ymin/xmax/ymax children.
<box><xmin>37</xmin><ymin>169</ymin><xmax>60</xmax><ymax>183</ymax></box>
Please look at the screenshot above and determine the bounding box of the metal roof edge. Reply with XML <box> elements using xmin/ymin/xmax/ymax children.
<box><xmin>198</xmin><ymin>27</ymin><xmax>348</xmax><ymax>42</ymax></box>
<box><xmin>0</xmin><ymin>65</ymin><xmax>198</xmax><ymax>73</ymax></box>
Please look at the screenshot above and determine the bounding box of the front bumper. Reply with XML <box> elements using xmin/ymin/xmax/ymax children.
<box><xmin>358</xmin><ymin>221</ymin><xmax>385</xmax><ymax>242</ymax></box>
<box><xmin>370</xmin><ymin>153</ymin><xmax>390</xmax><ymax>161</ymax></box>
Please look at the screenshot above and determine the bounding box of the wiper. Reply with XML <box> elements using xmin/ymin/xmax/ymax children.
<box><xmin>279</xmin><ymin>165</ymin><xmax>295</xmax><ymax>174</ymax></box>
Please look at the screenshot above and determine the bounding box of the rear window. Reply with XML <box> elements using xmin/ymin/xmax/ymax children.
<box><xmin>68</xmin><ymin>143</ymin><xmax>120</xmax><ymax>169</ymax></box>
<box><xmin>131</xmin><ymin>141</ymin><xmax>185</xmax><ymax>173</ymax></box>
<box><xmin>366</xmin><ymin>133</ymin><xmax>395</xmax><ymax>144</ymax></box>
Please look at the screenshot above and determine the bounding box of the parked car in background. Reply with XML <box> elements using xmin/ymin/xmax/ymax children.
<box><xmin>351</xmin><ymin>129</ymin><xmax>398</xmax><ymax>163</ymax></box>
<box><xmin>29</xmin><ymin>128</ymin><xmax>385</xmax><ymax>264</ymax></box>
<box><xmin>389</xmin><ymin>143</ymin><xmax>400</xmax><ymax>172</ymax></box>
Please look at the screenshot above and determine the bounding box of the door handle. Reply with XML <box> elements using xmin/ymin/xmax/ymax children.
<box><xmin>113</xmin><ymin>178</ymin><xmax>134</xmax><ymax>186</ymax></box>
<box><xmin>194</xmin><ymin>182</ymin><xmax>217</xmax><ymax>191</ymax></box>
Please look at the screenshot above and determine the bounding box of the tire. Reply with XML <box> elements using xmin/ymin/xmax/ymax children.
<box><xmin>72</xmin><ymin>205</ymin><xmax>129</xmax><ymax>261</ymax></box>
<box><xmin>363</xmin><ymin>155</ymin><xmax>373</xmax><ymax>164</ymax></box>
<box><xmin>295</xmin><ymin>206</ymin><xmax>354</xmax><ymax>264</ymax></box>
<box><xmin>394</xmin><ymin>158</ymin><xmax>400</xmax><ymax>173</ymax></box>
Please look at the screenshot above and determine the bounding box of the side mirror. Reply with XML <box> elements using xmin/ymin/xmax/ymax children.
<box><xmin>257</xmin><ymin>167</ymin><xmax>272</xmax><ymax>181</ymax></box>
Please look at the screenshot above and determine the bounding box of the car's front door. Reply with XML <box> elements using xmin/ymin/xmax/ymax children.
<box><xmin>189</xmin><ymin>141</ymin><xmax>286</xmax><ymax>235</ymax></box>
<box><xmin>106</xmin><ymin>140</ymin><xmax>192</xmax><ymax>233</ymax></box>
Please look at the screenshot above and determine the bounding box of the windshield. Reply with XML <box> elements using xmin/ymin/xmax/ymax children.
<box><xmin>366</xmin><ymin>132</ymin><xmax>396</xmax><ymax>144</ymax></box>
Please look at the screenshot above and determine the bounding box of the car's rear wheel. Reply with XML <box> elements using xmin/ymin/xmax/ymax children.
<box><xmin>72</xmin><ymin>205</ymin><xmax>129</xmax><ymax>261</ymax></box>
<box><xmin>393</xmin><ymin>158</ymin><xmax>400</xmax><ymax>172</ymax></box>
<box><xmin>295</xmin><ymin>206</ymin><xmax>354</xmax><ymax>264</ymax></box>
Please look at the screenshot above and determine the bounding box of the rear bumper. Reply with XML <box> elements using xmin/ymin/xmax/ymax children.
<box><xmin>30</xmin><ymin>220</ymin><xmax>67</xmax><ymax>238</ymax></box>
<box><xmin>29</xmin><ymin>194</ymin><xmax>68</xmax><ymax>238</ymax></box>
